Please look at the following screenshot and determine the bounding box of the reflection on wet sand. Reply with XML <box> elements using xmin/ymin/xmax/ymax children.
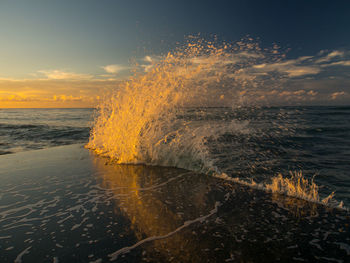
<box><xmin>1</xmin><ymin>146</ymin><xmax>349</xmax><ymax>262</ymax></box>
<box><xmin>270</xmin><ymin>192</ymin><xmax>319</xmax><ymax>218</ymax></box>
<box><xmin>91</xmin><ymin>152</ymin><xmax>350</xmax><ymax>262</ymax></box>
<box><xmin>92</xmin><ymin>156</ymin><xmax>222</xmax><ymax>261</ymax></box>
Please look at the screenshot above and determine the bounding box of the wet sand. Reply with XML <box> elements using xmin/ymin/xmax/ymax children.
<box><xmin>0</xmin><ymin>144</ymin><xmax>349</xmax><ymax>262</ymax></box>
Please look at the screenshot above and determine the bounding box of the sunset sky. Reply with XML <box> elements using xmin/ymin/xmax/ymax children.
<box><xmin>1</xmin><ymin>0</ymin><xmax>350</xmax><ymax>107</ymax></box>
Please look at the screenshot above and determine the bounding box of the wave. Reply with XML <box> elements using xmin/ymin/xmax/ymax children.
<box><xmin>87</xmin><ymin>38</ymin><xmax>267</xmax><ymax>167</ymax></box>
<box><xmin>213</xmin><ymin>171</ymin><xmax>344</xmax><ymax>209</ymax></box>
<box><xmin>87</xmin><ymin>38</ymin><xmax>342</xmax><ymax>208</ymax></box>
<box><xmin>0</xmin><ymin>123</ymin><xmax>48</xmax><ymax>129</ymax></box>
<box><xmin>0</xmin><ymin>123</ymin><xmax>90</xmax><ymax>154</ymax></box>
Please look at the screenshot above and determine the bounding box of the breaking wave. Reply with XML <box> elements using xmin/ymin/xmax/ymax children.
<box><xmin>213</xmin><ymin>171</ymin><xmax>343</xmax><ymax>209</ymax></box>
<box><xmin>87</xmin><ymin>38</ymin><xmax>342</xmax><ymax>208</ymax></box>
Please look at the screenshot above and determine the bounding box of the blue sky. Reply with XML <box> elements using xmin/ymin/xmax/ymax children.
<box><xmin>0</xmin><ymin>0</ymin><xmax>350</xmax><ymax>107</ymax></box>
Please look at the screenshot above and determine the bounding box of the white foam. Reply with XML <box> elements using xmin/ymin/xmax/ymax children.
<box><xmin>335</xmin><ymin>242</ymin><xmax>350</xmax><ymax>256</ymax></box>
<box><xmin>213</xmin><ymin>172</ymin><xmax>345</xmax><ymax>209</ymax></box>
<box><xmin>14</xmin><ymin>246</ymin><xmax>31</xmax><ymax>263</ymax></box>
<box><xmin>71</xmin><ymin>217</ymin><xmax>89</xmax><ymax>231</ymax></box>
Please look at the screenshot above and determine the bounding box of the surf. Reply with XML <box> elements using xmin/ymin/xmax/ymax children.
<box><xmin>87</xmin><ymin>38</ymin><xmax>342</xmax><ymax>208</ymax></box>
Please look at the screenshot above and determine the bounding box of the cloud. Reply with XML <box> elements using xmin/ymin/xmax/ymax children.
<box><xmin>314</xmin><ymin>50</ymin><xmax>350</xmax><ymax>68</ymax></box>
<box><xmin>331</xmin><ymin>91</ymin><xmax>345</xmax><ymax>100</ymax></box>
<box><xmin>307</xmin><ymin>90</ymin><xmax>318</xmax><ymax>96</ymax></box>
<box><xmin>249</xmin><ymin>50</ymin><xmax>350</xmax><ymax>79</ymax></box>
<box><xmin>298</xmin><ymin>56</ymin><xmax>313</xmax><ymax>62</ymax></box>
<box><xmin>234</xmin><ymin>88</ymin><xmax>321</xmax><ymax>105</ymax></box>
<box><xmin>143</xmin><ymin>56</ymin><xmax>153</xmax><ymax>63</ymax></box>
<box><xmin>267</xmin><ymin>89</ymin><xmax>319</xmax><ymax>103</ymax></box>
<box><xmin>316</xmin><ymin>50</ymin><xmax>345</xmax><ymax>64</ymax></box>
<box><xmin>140</xmin><ymin>56</ymin><xmax>158</xmax><ymax>72</ymax></box>
<box><xmin>38</xmin><ymin>70</ymin><xmax>93</xmax><ymax>80</ymax></box>
<box><xmin>284</xmin><ymin>66</ymin><xmax>321</xmax><ymax>77</ymax></box>
<box><xmin>252</xmin><ymin>60</ymin><xmax>321</xmax><ymax>77</ymax></box>
<box><xmin>277</xmin><ymin>89</ymin><xmax>317</xmax><ymax>98</ymax></box>
<box><xmin>2</xmin><ymin>48</ymin><xmax>350</xmax><ymax>107</ymax></box>
<box><xmin>0</xmin><ymin>94</ymin><xmax>28</xmax><ymax>101</ymax></box>
<box><xmin>0</xmin><ymin>78</ymin><xmax>119</xmax><ymax>108</ymax></box>
<box><xmin>140</xmin><ymin>55</ymin><xmax>163</xmax><ymax>72</ymax></box>
<box><xmin>52</xmin><ymin>95</ymin><xmax>83</xmax><ymax>102</ymax></box>
<box><xmin>102</xmin><ymin>64</ymin><xmax>128</xmax><ymax>74</ymax></box>
<box><xmin>323</xmin><ymin>60</ymin><xmax>350</xmax><ymax>67</ymax></box>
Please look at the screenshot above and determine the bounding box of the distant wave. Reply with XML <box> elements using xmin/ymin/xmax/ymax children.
<box><xmin>0</xmin><ymin>122</ymin><xmax>90</xmax><ymax>155</ymax></box>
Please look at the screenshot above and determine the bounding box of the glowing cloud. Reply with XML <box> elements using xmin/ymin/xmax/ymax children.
<box><xmin>316</xmin><ymin>50</ymin><xmax>345</xmax><ymax>64</ymax></box>
<box><xmin>324</xmin><ymin>60</ymin><xmax>350</xmax><ymax>67</ymax></box>
<box><xmin>0</xmin><ymin>78</ymin><xmax>118</xmax><ymax>108</ymax></box>
<box><xmin>1</xmin><ymin>46</ymin><xmax>350</xmax><ymax>108</ymax></box>
<box><xmin>253</xmin><ymin>60</ymin><xmax>321</xmax><ymax>77</ymax></box>
<box><xmin>331</xmin><ymin>91</ymin><xmax>345</xmax><ymax>100</ymax></box>
<box><xmin>38</xmin><ymin>70</ymin><xmax>93</xmax><ymax>80</ymax></box>
<box><xmin>102</xmin><ymin>64</ymin><xmax>128</xmax><ymax>74</ymax></box>
<box><xmin>143</xmin><ymin>56</ymin><xmax>153</xmax><ymax>63</ymax></box>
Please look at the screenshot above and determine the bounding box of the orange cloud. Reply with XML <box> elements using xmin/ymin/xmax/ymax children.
<box><xmin>0</xmin><ymin>78</ymin><xmax>119</xmax><ymax>108</ymax></box>
<box><xmin>331</xmin><ymin>91</ymin><xmax>345</xmax><ymax>100</ymax></box>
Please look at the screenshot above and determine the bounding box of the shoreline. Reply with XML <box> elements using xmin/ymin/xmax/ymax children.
<box><xmin>0</xmin><ymin>145</ymin><xmax>349</xmax><ymax>262</ymax></box>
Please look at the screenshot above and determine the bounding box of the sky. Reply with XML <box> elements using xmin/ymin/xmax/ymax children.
<box><xmin>0</xmin><ymin>0</ymin><xmax>350</xmax><ymax>107</ymax></box>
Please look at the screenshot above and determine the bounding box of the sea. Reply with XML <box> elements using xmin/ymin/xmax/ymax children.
<box><xmin>0</xmin><ymin>106</ymin><xmax>349</xmax><ymax>207</ymax></box>
<box><xmin>1</xmin><ymin>40</ymin><xmax>350</xmax><ymax>261</ymax></box>
<box><xmin>0</xmin><ymin>108</ymin><xmax>93</xmax><ymax>155</ymax></box>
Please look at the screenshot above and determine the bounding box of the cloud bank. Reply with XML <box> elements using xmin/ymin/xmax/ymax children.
<box><xmin>1</xmin><ymin>49</ymin><xmax>350</xmax><ymax>107</ymax></box>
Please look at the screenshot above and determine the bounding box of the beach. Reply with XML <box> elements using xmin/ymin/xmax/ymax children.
<box><xmin>0</xmin><ymin>144</ymin><xmax>349</xmax><ymax>262</ymax></box>
<box><xmin>2</xmin><ymin>1</ymin><xmax>350</xmax><ymax>262</ymax></box>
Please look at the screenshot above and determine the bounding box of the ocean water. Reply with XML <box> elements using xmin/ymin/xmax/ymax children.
<box><xmin>1</xmin><ymin>39</ymin><xmax>350</xmax><ymax>262</ymax></box>
<box><xmin>0</xmin><ymin>108</ymin><xmax>93</xmax><ymax>155</ymax></box>
<box><xmin>1</xmin><ymin>106</ymin><xmax>349</xmax><ymax>207</ymax></box>
<box><xmin>1</xmin><ymin>40</ymin><xmax>350</xmax><ymax>209</ymax></box>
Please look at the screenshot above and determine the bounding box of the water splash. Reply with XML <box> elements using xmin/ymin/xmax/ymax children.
<box><xmin>87</xmin><ymin>38</ymin><xmax>271</xmax><ymax>171</ymax></box>
<box><xmin>214</xmin><ymin>171</ymin><xmax>343</xmax><ymax>209</ymax></box>
<box><xmin>266</xmin><ymin>171</ymin><xmax>325</xmax><ymax>203</ymax></box>
<box><xmin>87</xmin><ymin>38</ymin><xmax>341</xmax><ymax>208</ymax></box>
